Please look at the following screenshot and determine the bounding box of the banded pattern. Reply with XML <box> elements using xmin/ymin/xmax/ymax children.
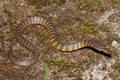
<box><xmin>9</xmin><ymin>17</ymin><xmax>111</xmax><ymax>66</ymax></box>
<box><xmin>9</xmin><ymin>38</ymin><xmax>39</xmax><ymax>66</ymax></box>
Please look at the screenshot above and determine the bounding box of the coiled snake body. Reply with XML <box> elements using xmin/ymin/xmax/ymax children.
<box><xmin>9</xmin><ymin>17</ymin><xmax>111</xmax><ymax>66</ymax></box>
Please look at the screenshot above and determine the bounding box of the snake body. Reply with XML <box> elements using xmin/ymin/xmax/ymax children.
<box><xmin>9</xmin><ymin>17</ymin><xmax>111</xmax><ymax>66</ymax></box>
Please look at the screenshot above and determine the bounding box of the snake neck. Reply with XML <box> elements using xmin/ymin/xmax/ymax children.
<box><xmin>49</xmin><ymin>36</ymin><xmax>94</xmax><ymax>51</ymax></box>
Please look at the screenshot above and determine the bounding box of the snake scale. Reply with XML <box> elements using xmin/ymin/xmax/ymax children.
<box><xmin>9</xmin><ymin>17</ymin><xmax>111</xmax><ymax>66</ymax></box>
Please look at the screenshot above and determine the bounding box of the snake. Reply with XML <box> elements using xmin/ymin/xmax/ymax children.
<box><xmin>9</xmin><ymin>16</ymin><xmax>111</xmax><ymax>66</ymax></box>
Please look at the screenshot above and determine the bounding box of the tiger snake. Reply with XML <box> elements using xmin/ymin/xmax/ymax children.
<box><xmin>8</xmin><ymin>17</ymin><xmax>111</xmax><ymax>66</ymax></box>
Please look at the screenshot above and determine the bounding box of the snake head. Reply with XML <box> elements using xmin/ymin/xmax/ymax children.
<box><xmin>90</xmin><ymin>38</ymin><xmax>112</xmax><ymax>57</ymax></box>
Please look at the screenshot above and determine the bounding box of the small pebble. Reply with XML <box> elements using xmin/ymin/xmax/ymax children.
<box><xmin>111</xmin><ymin>40</ymin><xmax>119</xmax><ymax>48</ymax></box>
